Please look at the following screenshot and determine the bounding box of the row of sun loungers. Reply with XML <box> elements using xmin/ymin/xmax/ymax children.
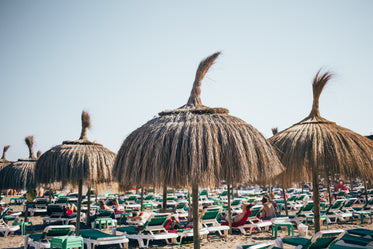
<box><xmin>237</xmin><ymin>228</ymin><xmax>373</xmax><ymax>249</ymax></box>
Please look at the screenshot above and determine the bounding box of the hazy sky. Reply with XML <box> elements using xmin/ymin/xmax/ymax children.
<box><xmin>1</xmin><ymin>1</ymin><xmax>372</xmax><ymax>161</ymax></box>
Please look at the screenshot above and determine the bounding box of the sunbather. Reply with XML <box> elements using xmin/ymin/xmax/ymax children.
<box><xmin>65</xmin><ymin>203</ymin><xmax>77</xmax><ymax>217</ymax></box>
<box><xmin>221</xmin><ymin>203</ymin><xmax>254</xmax><ymax>226</ymax></box>
<box><xmin>261</xmin><ymin>196</ymin><xmax>276</xmax><ymax>219</ymax></box>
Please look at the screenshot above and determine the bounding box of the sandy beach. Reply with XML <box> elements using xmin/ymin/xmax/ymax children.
<box><xmin>1</xmin><ymin>196</ymin><xmax>373</xmax><ymax>249</ymax></box>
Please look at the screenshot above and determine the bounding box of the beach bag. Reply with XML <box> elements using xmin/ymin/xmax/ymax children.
<box><xmin>298</xmin><ymin>223</ymin><xmax>308</xmax><ymax>237</ymax></box>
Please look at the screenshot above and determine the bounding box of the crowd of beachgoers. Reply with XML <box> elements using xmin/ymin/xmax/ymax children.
<box><xmin>1</xmin><ymin>181</ymin><xmax>373</xmax><ymax>249</ymax></box>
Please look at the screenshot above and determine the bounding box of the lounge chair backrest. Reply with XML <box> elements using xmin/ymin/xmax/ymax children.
<box><xmin>201</xmin><ymin>207</ymin><xmax>221</xmax><ymax>221</ymax></box>
<box><xmin>220</xmin><ymin>191</ymin><xmax>227</xmax><ymax>197</ymax></box>
<box><xmin>141</xmin><ymin>213</ymin><xmax>171</xmax><ymax>234</ymax></box>
<box><xmin>329</xmin><ymin>199</ymin><xmax>345</xmax><ymax>210</ymax></box>
<box><xmin>47</xmin><ymin>204</ymin><xmax>66</xmax><ymax>217</ymax></box>
<box><xmin>287</xmin><ymin>195</ymin><xmax>297</xmax><ymax>202</ymax></box>
<box><xmin>176</xmin><ymin>201</ymin><xmax>187</xmax><ymax>209</ymax></box>
<box><xmin>342</xmin><ymin>198</ymin><xmax>357</xmax><ymax>209</ymax></box>
<box><xmin>249</xmin><ymin>205</ymin><xmax>263</xmax><ymax>217</ymax></box>
<box><xmin>96</xmin><ymin>210</ymin><xmax>114</xmax><ymax>218</ymax></box>
<box><xmin>231</xmin><ymin>199</ymin><xmax>243</xmax><ymax>206</ymax></box>
<box><xmin>0</xmin><ymin>207</ymin><xmax>10</xmax><ymax>219</ymax></box>
<box><xmin>40</xmin><ymin>225</ymin><xmax>75</xmax><ymax>241</ymax></box>
<box><xmin>307</xmin><ymin>229</ymin><xmax>345</xmax><ymax>249</ymax></box>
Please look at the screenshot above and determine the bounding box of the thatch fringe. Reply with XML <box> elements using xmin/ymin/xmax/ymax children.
<box><xmin>37</xmin><ymin>150</ymin><xmax>42</xmax><ymax>159</ymax></box>
<box><xmin>1</xmin><ymin>145</ymin><xmax>10</xmax><ymax>160</ymax></box>
<box><xmin>0</xmin><ymin>161</ymin><xmax>35</xmax><ymax>190</ymax></box>
<box><xmin>36</xmin><ymin>142</ymin><xmax>115</xmax><ymax>186</ymax></box>
<box><xmin>25</xmin><ymin>136</ymin><xmax>36</xmax><ymax>160</ymax></box>
<box><xmin>79</xmin><ymin>111</ymin><xmax>91</xmax><ymax>140</ymax></box>
<box><xmin>187</xmin><ymin>52</ymin><xmax>221</xmax><ymax>108</ymax></box>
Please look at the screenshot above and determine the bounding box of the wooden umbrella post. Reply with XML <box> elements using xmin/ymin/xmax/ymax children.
<box><xmin>140</xmin><ymin>187</ymin><xmax>144</xmax><ymax>211</ymax></box>
<box><xmin>162</xmin><ymin>185</ymin><xmax>167</xmax><ymax>213</ymax></box>
<box><xmin>325</xmin><ymin>173</ymin><xmax>332</xmax><ymax>204</ymax></box>
<box><xmin>364</xmin><ymin>178</ymin><xmax>368</xmax><ymax>204</ymax></box>
<box><xmin>312</xmin><ymin>166</ymin><xmax>321</xmax><ymax>232</ymax></box>
<box><xmin>282</xmin><ymin>185</ymin><xmax>289</xmax><ymax>216</ymax></box>
<box><xmin>49</xmin><ymin>188</ymin><xmax>52</xmax><ymax>204</ymax></box>
<box><xmin>87</xmin><ymin>185</ymin><xmax>91</xmax><ymax>225</ymax></box>
<box><xmin>227</xmin><ymin>184</ymin><xmax>232</xmax><ymax>234</ymax></box>
<box><xmin>76</xmin><ymin>179</ymin><xmax>83</xmax><ymax>236</ymax></box>
<box><xmin>192</xmin><ymin>183</ymin><xmax>200</xmax><ymax>249</ymax></box>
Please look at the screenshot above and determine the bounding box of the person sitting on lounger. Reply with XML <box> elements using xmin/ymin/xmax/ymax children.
<box><xmin>221</xmin><ymin>202</ymin><xmax>254</xmax><ymax>227</ymax></box>
<box><xmin>128</xmin><ymin>211</ymin><xmax>151</xmax><ymax>223</ymax></box>
<box><xmin>65</xmin><ymin>203</ymin><xmax>78</xmax><ymax>217</ymax></box>
<box><xmin>261</xmin><ymin>196</ymin><xmax>276</xmax><ymax>219</ymax></box>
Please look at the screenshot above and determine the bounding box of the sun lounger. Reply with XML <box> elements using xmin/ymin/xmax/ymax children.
<box><xmin>43</xmin><ymin>204</ymin><xmax>76</xmax><ymax>225</ymax></box>
<box><xmin>24</xmin><ymin>225</ymin><xmax>75</xmax><ymax>249</ymax></box>
<box><xmin>275</xmin><ymin>229</ymin><xmax>345</xmax><ymax>249</ymax></box>
<box><xmin>335</xmin><ymin>233</ymin><xmax>373</xmax><ymax>248</ymax></box>
<box><xmin>113</xmin><ymin>213</ymin><xmax>178</xmax><ymax>248</ymax></box>
<box><xmin>80</xmin><ymin>229</ymin><xmax>129</xmax><ymax>249</ymax></box>
<box><xmin>29</xmin><ymin>198</ymin><xmax>48</xmax><ymax>216</ymax></box>
<box><xmin>237</xmin><ymin>241</ymin><xmax>277</xmax><ymax>249</ymax></box>
<box><xmin>170</xmin><ymin>227</ymin><xmax>210</xmax><ymax>244</ymax></box>
<box><xmin>0</xmin><ymin>207</ymin><xmax>20</xmax><ymax>237</ymax></box>
<box><xmin>200</xmin><ymin>207</ymin><xmax>229</xmax><ymax>236</ymax></box>
<box><xmin>221</xmin><ymin>205</ymin><xmax>271</xmax><ymax>235</ymax></box>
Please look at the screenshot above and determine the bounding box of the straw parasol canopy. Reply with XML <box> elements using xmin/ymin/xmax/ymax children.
<box><xmin>269</xmin><ymin>70</ymin><xmax>373</xmax><ymax>232</ymax></box>
<box><xmin>113</xmin><ymin>52</ymin><xmax>284</xmax><ymax>248</ymax></box>
<box><xmin>0</xmin><ymin>137</ymin><xmax>37</xmax><ymax>191</ymax></box>
<box><xmin>35</xmin><ymin>111</ymin><xmax>116</xmax><ymax>234</ymax></box>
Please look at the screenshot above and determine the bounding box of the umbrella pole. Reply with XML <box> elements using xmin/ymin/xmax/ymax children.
<box><xmin>87</xmin><ymin>185</ymin><xmax>91</xmax><ymax>226</ymax></box>
<box><xmin>76</xmin><ymin>179</ymin><xmax>83</xmax><ymax>236</ymax></box>
<box><xmin>326</xmin><ymin>174</ymin><xmax>332</xmax><ymax>204</ymax></box>
<box><xmin>282</xmin><ymin>184</ymin><xmax>289</xmax><ymax>216</ymax></box>
<box><xmin>188</xmin><ymin>189</ymin><xmax>191</xmax><ymax>207</ymax></box>
<box><xmin>227</xmin><ymin>184</ymin><xmax>232</xmax><ymax>234</ymax></box>
<box><xmin>192</xmin><ymin>182</ymin><xmax>200</xmax><ymax>249</ymax></box>
<box><xmin>364</xmin><ymin>178</ymin><xmax>368</xmax><ymax>204</ymax></box>
<box><xmin>301</xmin><ymin>182</ymin><xmax>304</xmax><ymax>194</ymax></box>
<box><xmin>24</xmin><ymin>200</ymin><xmax>29</xmax><ymax>222</ymax></box>
<box><xmin>49</xmin><ymin>188</ymin><xmax>52</xmax><ymax>204</ymax></box>
<box><xmin>140</xmin><ymin>187</ymin><xmax>144</xmax><ymax>211</ymax></box>
<box><xmin>162</xmin><ymin>185</ymin><xmax>167</xmax><ymax>213</ymax></box>
<box><xmin>312</xmin><ymin>167</ymin><xmax>321</xmax><ymax>232</ymax></box>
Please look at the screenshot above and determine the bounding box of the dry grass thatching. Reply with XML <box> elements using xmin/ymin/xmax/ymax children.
<box><xmin>35</xmin><ymin>111</ymin><xmax>116</xmax><ymax>186</ymax></box>
<box><xmin>269</xmin><ymin>71</ymin><xmax>373</xmax><ymax>183</ymax></box>
<box><xmin>113</xmin><ymin>52</ymin><xmax>284</xmax><ymax>189</ymax></box>
<box><xmin>0</xmin><ymin>137</ymin><xmax>37</xmax><ymax>190</ymax></box>
<box><xmin>0</xmin><ymin>145</ymin><xmax>12</xmax><ymax>169</ymax></box>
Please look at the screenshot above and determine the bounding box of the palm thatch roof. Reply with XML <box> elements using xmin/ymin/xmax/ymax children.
<box><xmin>113</xmin><ymin>52</ymin><xmax>284</xmax><ymax>189</ymax></box>
<box><xmin>35</xmin><ymin>111</ymin><xmax>116</xmax><ymax>186</ymax></box>
<box><xmin>269</xmin><ymin>71</ymin><xmax>373</xmax><ymax>182</ymax></box>
<box><xmin>0</xmin><ymin>137</ymin><xmax>37</xmax><ymax>190</ymax></box>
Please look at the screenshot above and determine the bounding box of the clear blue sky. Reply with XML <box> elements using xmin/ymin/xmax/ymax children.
<box><xmin>1</xmin><ymin>1</ymin><xmax>372</xmax><ymax>161</ymax></box>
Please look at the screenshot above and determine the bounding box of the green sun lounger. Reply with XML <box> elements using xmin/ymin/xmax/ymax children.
<box><xmin>275</xmin><ymin>229</ymin><xmax>345</xmax><ymax>249</ymax></box>
<box><xmin>79</xmin><ymin>229</ymin><xmax>129</xmax><ymax>249</ymax></box>
<box><xmin>113</xmin><ymin>213</ymin><xmax>177</xmax><ymax>248</ymax></box>
<box><xmin>24</xmin><ymin>225</ymin><xmax>75</xmax><ymax>249</ymax></box>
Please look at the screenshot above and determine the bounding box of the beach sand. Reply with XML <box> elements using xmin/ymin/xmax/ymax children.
<box><xmin>1</xmin><ymin>198</ymin><xmax>372</xmax><ymax>249</ymax></box>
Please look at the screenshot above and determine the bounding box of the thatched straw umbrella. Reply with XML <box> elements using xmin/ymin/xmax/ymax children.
<box><xmin>113</xmin><ymin>52</ymin><xmax>284</xmax><ymax>248</ymax></box>
<box><xmin>0</xmin><ymin>137</ymin><xmax>37</xmax><ymax>221</ymax></box>
<box><xmin>35</xmin><ymin>111</ymin><xmax>116</xmax><ymax>235</ymax></box>
<box><xmin>269</xmin><ymin>71</ymin><xmax>373</xmax><ymax>232</ymax></box>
